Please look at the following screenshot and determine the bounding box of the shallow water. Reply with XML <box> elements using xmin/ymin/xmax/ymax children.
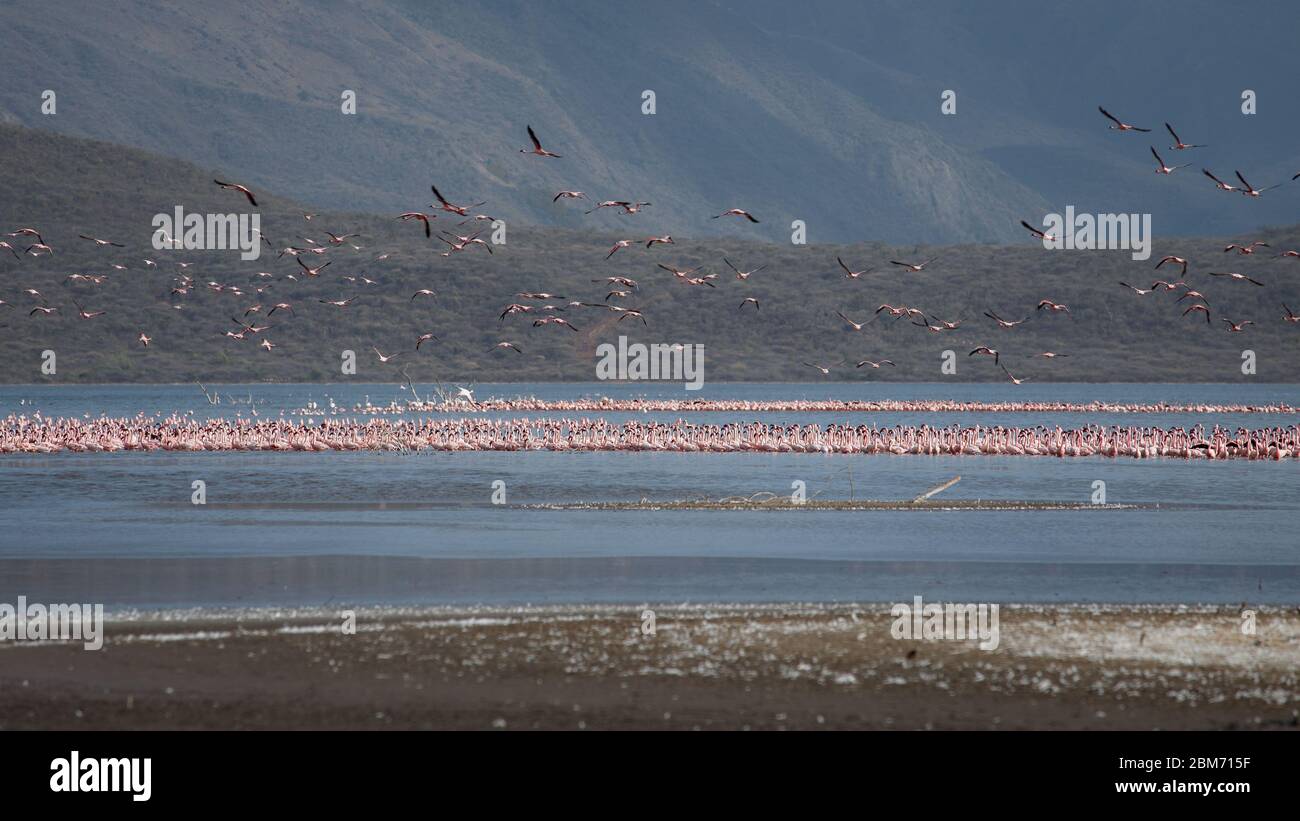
<box><xmin>1</xmin><ymin>382</ymin><xmax>1297</xmax><ymax>608</ymax></box>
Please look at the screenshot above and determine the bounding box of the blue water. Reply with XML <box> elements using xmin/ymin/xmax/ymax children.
<box><xmin>1</xmin><ymin>383</ymin><xmax>1297</xmax><ymax>608</ymax></box>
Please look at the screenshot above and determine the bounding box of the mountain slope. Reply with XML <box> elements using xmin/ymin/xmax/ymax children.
<box><xmin>3</xmin><ymin>0</ymin><xmax>1294</xmax><ymax>246</ymax></box>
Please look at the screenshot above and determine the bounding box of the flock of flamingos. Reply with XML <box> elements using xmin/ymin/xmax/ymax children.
<box><xmin>2</xmin><ymin>110</ymin><xmax>1299</xmax><ymax>459</ymax></box>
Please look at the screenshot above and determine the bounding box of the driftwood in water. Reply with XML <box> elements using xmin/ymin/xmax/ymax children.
<box><xmin>912</xmin><ymin>476</ymin><xmax>960</xmax><ymax>503</ymax></box>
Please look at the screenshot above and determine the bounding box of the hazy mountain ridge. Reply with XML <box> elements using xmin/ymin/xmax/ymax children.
<box><xmin>4</xmin><ymin>0</ymin><xmax>1294</xmax><ymax>246</ymax></box>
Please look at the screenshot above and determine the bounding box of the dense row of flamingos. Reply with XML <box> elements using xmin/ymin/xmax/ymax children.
<box><xmin>3</xmin><ymin>415</ymin><xmax>1296</xmax><ymax>459</ymax></box>
<box><xmin>301</xmin><ymin>396</ymin><xmax>1299</xmax><ymax>416</ymax></box>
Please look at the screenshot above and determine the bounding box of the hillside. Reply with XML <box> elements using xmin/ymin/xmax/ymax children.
<box><xmin>0</xmin><ymin>124</ymin><xmax>1298</xmax><ymax>385</ymax></box>
<box><xmin>2</xmin><ymin>0</ymin><xmax>1298</xmax><ymax>245</ymax></box>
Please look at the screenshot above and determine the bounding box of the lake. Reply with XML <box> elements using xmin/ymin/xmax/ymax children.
<box><xmin>1</xmin><ymin>382</ymin><xmax>1297</xmax><ymax>609</ymax></box>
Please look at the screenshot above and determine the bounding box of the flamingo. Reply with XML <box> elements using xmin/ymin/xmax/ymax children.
<box><xmin>72</xmin><ymin>301</ymin><xmax>105</xmax><ymax>320</ymax></box>
<box><xmin>837</xmin><ymin>258</ymin><xmax>872</xmax><ymax>279</ymax></box>
<box><xmin>430</xmin><ymin>184</ymin><xmax>484</xmax><ymax>216</ymax></box>
<box><xmin>1099</xmin><ymin>107</ymin><xmax>1150</xmax><ymax>132</ymax></box>
<box><xmin>1119</xmin><ymin>281</ymin><xmax>1156</xmax><ymax>296</ymax></box>
<box><xmin>836</xmin><ymin>311</ymin><xmax>872</xmax><ymax>331</ymax></box>
<box><xmin>1165</xmin><ymin>123</ymin><xmax>1206</xmax><ymax>150</ymax></box>
<box><xmin>645</xmin><ymin>235</ymin><xmax>674</xmax><ymax>248</ymax></box>
<box><xmin>968</xmin><ymin>347</ymin><xmax>999</xmax><ymax>365</ymax></box>
<box><xmin>296</xmin><ymin>257</ymin><xmax>331</xmax><ymax>277</ymax></box>
<box><xmin>606</xmin><ymin>240</ymin><xmax>635</xmax><ymax>259</ymax></box>
<box><xmin>520</xmin><ymin>125</ymin><xmax>562</xmax><ymax>158</ymax></box>
<box><xmin>78</xmin><ymin>234</ymin><xmax>125</xmax><ymax>247</ymax></box>
<box><xmin>492</xmin><ymin>342</ymin><xmax>522</xmax><ymax>353</ymax></box>
<box><xmin>411</xmin><ymin>289</ymin><xmax>436</xmax><ymax>301</ymax></box>
<box><xmin>1208</xmin><ymin>271</ymin><xmax>1264</xmax><ymax>286</ymax></box>
<box><xmin>593</xmin><ymin>276</ymin><xmax>637</xmax><ymax>288</ymax></box>
<box><xmin>213</xmin><ymin>179</ymin><xmax>258</xmax><ymax>206</ymax></box>
<box><xmin>1202</xmin><ymin>169</ymin><xmax>1238</xmax><ymax>192</ymax></box>
<box><xmin>1221</xmin><ymin>319</ymin><xmax>1254</xmax><ymax>333</ymax></box>
<box><xmin>739</xmin><ymin>297</ymin><xmax>760</xmax><ymax>311</ymax></box>
<box><xmin>1235</xmin><ymin>171</ymin><xmax>1282</xmax><ymax>198</ymax></box>
<box><xmin>856</xmin><ymin>359</ymin><xmax>895</xmax><ymax>369</ymax></box>
<box><xmin>1036</xmin><ymin>352</ymin><xmax>1068</xmax><ymax>358</ymax></box>
<box><xmin>1224</xmin><ymin>241</ymin><xmax>1269</xmax><ymax>255</ymax></box>
<box><xmin>533</xmin><ymin>316</ymin><xmax>579</xmax><ymax>332</ymax></box>
<box><xmin>1000</xmin><ymin>364</ymin><xmax>1028</xmax><ymax>384</ymax></box>
<box><xmin>553</xmin><ymin>191</ymin><xmax>586</xmax><ymax>202</ymax></box>
<box><xmin>7</xmin><ymin>227</ymin><xmax>43</xmax><ymax>243</ymax></box>
<box><xmin>373</xmin><ymin>347</ymin><xmax>401</xmax><ymax>363</ymax></box>
<box><xmin>1182</xmin><ymin>304</ymin><xmax>1211</xmax><ymax>324</ymax></box>
<box><xmin>724</xmin><ymin>259</ymin><xmax>766</xmax><ymax>280</ymax></box>
<box><xmin>397</xmin><ymin>212</ymin><xmax>433</xmax><ymax>238</ymax></box>
<box><xmin>1150</xmin><ymin>146</ymin><xmax>1190</xmax><ymax>174</ymax></box>
<box><xmin>1036</xmin><ymin>300</ymin><xmax>1071</xmax><ymax>315</ymax></box>
<box><xmin>319</xmin><ymin>297</ymin><xmax>357</xmax><ymax>308</ymax></box>
<box><xmin>137</xmin><ymin>332</ymin><xmax>151</xmax><ymax>346</ymax></box>
<box><xmin>985</xmin><ymin>310</ymin><xmax>1030</xmax><ymax>328</ymax></box>
<box><xmin>415</xmin><ymin>333</ymin><xmax>438</xmax><ymax>350</ymax></box>
<box><xmin>803</xmin><ymin>362</ymin><xmax>841</xmax><ymax>375</ymax></box>
<box><xmin>1020</xmin><ymin>220</ymin><xmax>1058</xmax><ymax>242</ymax></box>
<box><xmin>713</xmin><ymin>209</ymin><xmax>759</xmax><ymax>223</ymax></box>
<box><xmin>890</xmin><ymin>257</ymin><xmax>938</xmax><ymax>273</ymax></box>
<box><xmin>0</xmin><ymin>240</ymin><xmax>19</xmax><ymax>258</ymax></box>
<box><xmin>1283</xmin><ymin>305</ymin><xmax>1299</xmax><ymax>324</ymax></box>
<box><xmin>657</xmin><ymin>263</ymin><xmax>700</xmax><ymax>279</ymax></box>
<box><xmin>1155</xmin><ymin>255</ymin><xmax>1188</xmax><ymax>275</ymax></box>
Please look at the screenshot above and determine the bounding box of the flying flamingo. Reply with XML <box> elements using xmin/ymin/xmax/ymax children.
<box><xmin>1283</xmin><ymin>305</ymin><xmax>1299</xmax><ymax>324</ymax></box>
<box><xmin>713</xmin><ymin>209</ymin><xmax>760</xmax><ymax>223</ymax></box>
<box><xmin>533</xmin><ymin>316</ymin><xmax>580</xmax><ymax>332</ymax></box>
<box><xmin>856</xmin><ymin>359</ymin><xmax>895</xmax><ymax>369</ymax></box>
<box><xmin>72</xmin><ymin>300</ymin><xmax>105</xmax><ymax>320</ymax></box>
<box><xmin>78</xmin><ymin>234</ymin><xmax>125</xmax><ymax>247</ymax></box>
<box><xmin>606</xmin><ymin>240</ymin><xmax>635</xmax><ymax>259</ymax></box>
<box><xmin>739</xmin><ymin>298</ymin><xmax>760</xmax><ymax>311</ymax></box>
<box><xmin>1036</xmin><ymin>352</ymin><xmax>1069</xmax><ymax>358</ymax></box>
<box><xmin>836</xmin><ymin>311</ymin><xmax>872</xmax><ymax>331</ymax></box>
<box><xmin>397</xmin><ymin>212</ymin><xmax>434</xmax><ymax>238</ymax></box>
<box><xmin>724</xmin><ymin>259</ymin><xmax>766</xmax><ymax>280</ymax></box>
<box><xmin>1208</xmin><ymin>271</ymin><xmax>1264</xmax><ymax>286</ymax></box>
<box><xmin>1020</xmin><ymin>220</ymin><xmax>1058</xmax><ymax>242</ymax></box>
<box><xmin>7</xmin><ymin>227</ymin><xmax>43</xmax><ymax>243</ymax></box>
<box><xmin>1155</xmin><ymin>255</ymin><xmax>1188</xmax><ymax>275</ymax></box>
<box><xmin>1235</xmin><ymin>171</ymin><xmax>1282</xmax><ymax>198</ymax></box>
<box><xmin>803</xmin><ymin>362</ymin><xmax>841</xmax><ymax>375</ymax></box>
<box><xmin>1224</xmin><ymin>241</ymin><xmax>1269</xmax><ymax>255</ymax></box>
<box><xmin>1036</xmin><ymin>300</ymin><xmax>1071</xmax><ymax>315</ymax></box>
<box><xmin>969</xmin><ymin>347</ymin><xmax>1000</xmax><ymax>365</ymax></box>
<box><xmin>645</xmin><ymin>235</ymin><xmax>674</xmax><ymax>247</ymax></box>
<box><xmin>373</xmin><ymin>347</ymin><xmax>401</xmax><ymax>363</ymax></box>
<box><xmin>657</xmin><ymin>263</ymin><xmax>701</xmax><ymax>279</ymax></box>
<box><xmin>1099</xmin><ymin>106</ymin><xmax>1150</xmax><ymax>132</ymax></box>
<box><xmin>296</xmin><ymin>257</ymin><xmax>331</xmax><ymax>277</ymax></box>
<box><xmin>1182</xmin><ymin>304</ymin><xmax>1211</xmax><ymax>324</ymax></box>
<box><xmin>520</xmin><ymin>125</ymin><xmax>562</xmax><ymax>158</ymax></box>
<box><xmin>890</xmin><ymin>257</ymin><xmax>938</xmax><ymax>272</ymax></box>
<box><xmin>1165</xmin><ymin>123</ymin><xmax>1206</xmax><ymax>150</ymax></box>
<box><xmin>1202</xmin><ymin>169</ymin><xmax>1238</xmax><ymax>192</ymax></box>
<box><xmin>1150</xmin><ymin>146</ymin><xmax>1190</xmax><ymax>174</ymax></box>
<box><xmin>837</xmin><ymin>258</ymin><xmax>872</xmax><ymax>279</ymax></box>
<box><xmin>430</xmin><ymin>184</ymin><xmax>484</xmax><ymax>216</ymax></box>
<box><xmin>213</xmin><ymin>179</ymin><xmax>258</xmax><ymax>206</ymax></box>
<box><xmin>985</xmin><ymin>310</ymin><xmax>1030</xmax><ymax>328</ymax></box>
<box><xmin>260</xmin><ymin>339</ymin><xmax>276</xmax><ymax>351</ymax></box>
<box><xmin>137</xmin><ymin>332</ymin><xmax>151</xmax><ymax>346</ymax></box>
<box><xmin>553</xmin><ymin>191</ymin><xmax>586</xmax><ymax>202</ymax></box>
<box><xmin>1119</xmin><ymin>281</ymin><xmax>1156</xmax><ymax>296</ymax></box>
<box><xmin>1221</xmin><ymin>319</ymin><xmax>1254</xmax><ymax>333</ymax></box>
<box><xmin>411</xmin><ymin>289</ymin><xmax>436</xmax><ymax>301</ymax></box>
<box><xmin>1000</xmin><ymin>364</ymin><xmax>1028</xmax><ymax>384</ymax></box>
<box><xmin>492</xmin><ymin>342</ymin><xmax>522</xmax><ymax>353</ymax></box>
<box><xmin>415</xmin><ymin>333</ymin><xmax>437</xmax><ymax>350</ymax></box>
<box><xmin>319</xmin><ymin>297</ymin><xmax>357</xmax><ymax>308</ymax></box>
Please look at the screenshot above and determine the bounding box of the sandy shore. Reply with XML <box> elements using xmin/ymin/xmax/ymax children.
<box><xmin>1</xmin><ymin>603</ymin><xmax>1296</xmax><ymax>730</ymax></box>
